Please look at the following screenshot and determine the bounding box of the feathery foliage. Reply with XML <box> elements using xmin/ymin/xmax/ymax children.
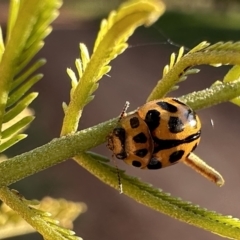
<box><xmin>61</xmin><ymin>0</ymin><xmax>165</xmax><ymax>135</ymax></box>
<box><xmin>147</xmin><ymin>41</ymin><xmax>240</xmax><ymax>102</ymax></box>
<box><xmin>0</xmin><ymin>194</ymin><xmax>85</xmax><ymax>239</ymax></box>
<box><xmin>75</xmin><ymin>152</ymin><xmax>240</xmax><ymax>240</ymax></box>
<box><xmin>0</xmin><ymin>0</ymin><xmax>60</xmax><ymax>151</ymax></box>
<box><xmin>0</xmin><ymin>0</ymin><xmax>240</xmax><ymax>239</ymax></box>
<box><xmin>0</xmin><ymin>187</ymin><xmax>85</xmax><ymax>240</ymax></box>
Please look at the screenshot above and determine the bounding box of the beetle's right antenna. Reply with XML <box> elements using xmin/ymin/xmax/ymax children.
<box><xmin>113</xmin><ymin>101</ymin><xmax>130</xmax><ymax>194</ymax></box>
<box><xmin>112</xmin><ymin>157</ymin><xmax>123</xmax><ymax>194</ymax></box>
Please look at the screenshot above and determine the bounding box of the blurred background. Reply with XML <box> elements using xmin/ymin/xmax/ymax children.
<box><xmin>1</xmin><ymin>0</ymin><xmax>240</xmax><ymax>239</ymax></box>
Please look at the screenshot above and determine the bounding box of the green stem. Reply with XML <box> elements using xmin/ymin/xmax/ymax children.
<box><xmin>0</xmin><ymin>118</ymin><xmax>117</xmax><ymax>187</ymax></box>
<box><xmin>1</xmin><ymin>79</ymin><xmax>240</xmax><ymax>187</ymax></box>
<box><xmin>180</xmin><ymin>80</ymin><xmax>240</xmax><ymax>110</ymax></box>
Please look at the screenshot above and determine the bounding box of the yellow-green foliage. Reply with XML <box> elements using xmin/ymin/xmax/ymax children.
<box><xmin>0</xmin><ymin>0</ymin><xmax>240</xmax><ymax>239</ymax></box>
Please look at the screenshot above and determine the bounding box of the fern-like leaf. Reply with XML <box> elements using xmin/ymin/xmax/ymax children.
<box><xmin>61</xmin><ymin>0</ymin><xmax>165</xmax><ymax>136</ymax></box>
<box><xmin>0</xmin><ymin>0</ymin><xmax>62</xmax><ymax>152</ymax></box>
<box><xmin>162</xmin><ymin>46</ymin><xmax>200</xmax><ymax>92</ymax></box>
<box><xmin>148</xmin><ymin>41</ymin><xmax>240</xmax><ymax>101</ymax></box>
<box><xmin>0</xmin><ymin>188</ymin><xmax>85</xmax><ymax>240</ymax></box>
<box><xmin>75</xmin><ymin>152</ymin><xmax>240</xmax><ymax>240</ymax></box>
<box><xmin>1</xmin><ymin>77</ymin><xmax>240</xmax><ymax>188</ymax></box>
<box><xmin>0</xmin><ymin>77</ymin><xmax>240</xmax><ymax>239</ymax></box>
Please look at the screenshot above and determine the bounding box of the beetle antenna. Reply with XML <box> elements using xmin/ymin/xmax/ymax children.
<box><xmin>111</xmin><ymin>101</ymin><xmax>129</xmax><ymax>194</ymax></box>
<box><xmin>118</xmin><ymin>101</ymin><xmax>130</xmax><ymax>122</ymax></box>
<box><xmin>112</xmin><ymin>155</ymin><xmax>123</xmax><ymax>194</ymax></box>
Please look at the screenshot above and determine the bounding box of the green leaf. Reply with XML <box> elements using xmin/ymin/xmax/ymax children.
<box><xmin>67</xmin><ymin>68</ymin><xmax>78</xmax><ymax>90</ymax></box>
<box><xmin>3</xmin><ymin>93</ymin><xmax>38</xmax><ymax>123</ymax></box>
<box><xmin>7</xmin><ymin>74</ymin><xmax>43</xmax><ymax>108</ymax></box>
<box><xmin>6</xmin><ymin>0</ymin><xmax>20</xmax><ymax>43</ymax></box>
<box><xmin>0</xmin><ymin>134</ymin><xmax>27</xmax><ymax>152</ymax></box>
<box><xmin>75</xmin><ymin>59</ymin><xmax>83</xmax><ymax>79</ymax></box>
<box><xmin>11</xmin><ymin>59</ymin><xmax>46</xmax><ymax>91</ymax></box>
<box><xmin>1</xmin><ymin>116</ymin><xmax>34</xmax><ymax>139</ymax></box>
<box><xmin>14</xmin><ymin>41</ymin><xmax>45</xmax><ymax>76</ymax></box>
<box><xmin>223</xmin><ymin>65</ymin><xmax>240</xmax><ymax>106</ymax></box>
<box><xmin>79</xmin><ymin>43</ymin><xmax>90</xmax><ymax>71</ymax></box>
<box><xmin>0</xmin><ymin>27</ymin><xmax>4</xmax><ymax>62</ymax></box>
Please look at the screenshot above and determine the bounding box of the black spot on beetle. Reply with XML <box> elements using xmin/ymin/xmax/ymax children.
<box><xmin>168</xmin><ymin>116</ymin><xmax>184</xmax><ymax>133</ymax></box>
<box><xmin>134</xmin><ymin>148</ymin><xmax>148</xmax><ymax>157</ymax></box>
<box><xmin>156</xmin><ymin>101</ymin><xmax>178</xmax><ymax>113</ymax></box>
<box><xmin>147</xmin><ymin>158</ymin><xmax>162</xmax><ymax>169</ymax></box>
<box><xmin>153</xmin><ymin>131</ymin><xmax>201</xmax><ymax>153</ymax></box>
<box><xmin>130</xmin><ymin>117</ymin><xmax>140</xmax><ymax>128</ymax></box>
<box><xmin>169</xmin><ymin>150</ymin><xmax>184</xmax><ymax>163</ymax></box>
<box><xmin>145</xmin><ymin>109</ymin><xmax>160</xmax><ymax>131</ymax></box>
<box><xmin>132</xmin><ymin>160</ymin><xmax>142</xmax><ymax>168</ymax></box>
<box><xmin>185</xmin><ymin>130</ymin><xmax>201</xmax><ymax>142</ymax></box>
<box><xmin>116</xmin><ymin>151</ymin><xmax>127</xmax><ymax>160</ymax></box>
<box><xmin>113</xmin><ymin>128</ymin><xmax>125</xmax><ymax>142</ymax></box>
<box><xmin>133</xmin><ymin>132</ymin><xmax>147</xmax><ymax>143</ymax></box>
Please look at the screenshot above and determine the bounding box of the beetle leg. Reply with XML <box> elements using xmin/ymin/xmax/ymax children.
<box><xmin>183</xmin><ymin>153</ymin><xmax>224</xmax><ymax>187</ymax></box>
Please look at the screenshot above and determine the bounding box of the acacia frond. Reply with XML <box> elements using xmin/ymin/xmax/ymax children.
<box><xmin>0</xmin><ymin>76</ymin><xmax>240</xmax><ymax>238</ymax></box>
<box><xmin>1</xmin><ymin>75</ymin><xmax>240</xmax><ymax>188</ymax></box>
<box><xmin>75</xmin><ymin>152</ymin><xmax>240</xmax><ymax>240</ymax></box>
<box><xmin>0</xmin><ymin>0</ymin><xmax>62</xmax><ymax>152</ymax></box>
<box><xmin>0</xmin><ymin>189</ymin><xmax>86</xmax><ymax>239</ymax></box>
<box><xmin>61</xmin><ymin>0</ymin><xmax>165</xmax><ymax>136</ymax></box>
<box><xmin>162</xmin><ymin>46</ymin><xmax>200</xmax><ymax>93</ymax></box>
<box><xmin>159</xmin><ymin>42</ymin><xmax>211</xmax><ymax>97</ymax></box>
<box><xmin>147</xmin><ymin>41</ymin><xmax>240</xmax><ymax>101</ymax></box>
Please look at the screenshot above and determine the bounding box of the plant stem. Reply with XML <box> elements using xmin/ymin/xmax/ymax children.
<box><xmin>1</xmin><ymin>79</ymin><xmax>240</xmax><ymax>187</ymax></box>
